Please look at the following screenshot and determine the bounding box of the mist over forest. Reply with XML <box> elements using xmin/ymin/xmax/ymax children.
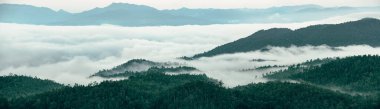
<box><xmin>1</xmin><ymin>1</ymin><xmax>380</xmax><ymax>109</ymax></box>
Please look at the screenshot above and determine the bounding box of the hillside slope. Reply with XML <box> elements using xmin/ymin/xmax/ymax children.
<box><xmin>190</xmin><ymin>18</ymin><xmax>380</xmax><ymax>59</ymax></box>
<box><xmin>0</xmin><ymin>75</ymin><xmax>63</xmax><ymax>99</ymax></box>
<box><xmin>266</xmin><ymin>55</ymin><xmax>380</xmax><ymax>92</ymax></box>
<box><xmin>7</xmin><ymin>73</ymin><xmax>367</xmax><ymax>109</ymax></box>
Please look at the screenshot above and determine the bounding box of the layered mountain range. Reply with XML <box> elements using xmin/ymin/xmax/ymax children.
<box><xmin>1</xmin><ymin>3</ymin><xmax>379</xmax><ymax>26</ymax></box>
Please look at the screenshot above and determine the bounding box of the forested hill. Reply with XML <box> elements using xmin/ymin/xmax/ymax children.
<box><xmin>189</xmin><ymin>18</ymin><xmax>380</xmax><ymax>59</ymax></box>
<box><xmin>91</xmin><ymin>59</ymin><xmax>197</xmax><ymax>78</ymax></box>
<box><xmin>0</xmin><ymin>75</ymin><xmax>63</xmax><ymax>99</ymax></box>
<box><xmin>2</xmin><ymin>64</ymin><xmax>380</xmax><ymax>108</ymax></box>
<box><xmin>266</xmin><ymin>55</ymin><xmax>380</xmax><ymax>92</ymax></box>
<box><xmin>91</xmin><ymin>59</ymin><xmax>161</xmax><ymax>77</ymax></box>
<box><xmin>4</xmin><ymin>73</ymin><xmax>374</xmax><ymax>109</ymax></box>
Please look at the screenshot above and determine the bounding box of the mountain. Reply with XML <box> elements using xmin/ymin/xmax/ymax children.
<box><xmin>0</xmin><ymin>4</ymin><xmax>71</xmax><ymax>25</ymax></box>
<box><xmin>162</xmin><ymin>4</ymin><xmax>377</xmax><ymax>23</ymax></box>
<box><xmin>91</xmin><ymin>59</ymin><xmax>198</xmax><ymax>78</ymax></box>
<box><xmin>55</xmin><ymin>3</ymin><xmax>211</xmax><ymax>26</ymax></box>
<box><xmin>266</xmin><ymin>55</ymin><xmax>380</xmax><ymax>92</ymax></box>
<box><xmin>0</xmin><ymin>75</ymin><xmax>63</xmax><ymax>99</ymax></box>
<box><xmin>189</xmin><ymin>18</ymin><xmax>380</xmax><ymax>59</ymax></box>
<box><xmin>0</xmin><ymin>3</ymin><xmax>379</xmax><ymax>26</ymax></box>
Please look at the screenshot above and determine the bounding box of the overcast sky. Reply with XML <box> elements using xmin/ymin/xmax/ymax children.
<box><xmin>1</xmin><ymin>0</ymin><xmax>380</xmax><ymax>13</ymax></box>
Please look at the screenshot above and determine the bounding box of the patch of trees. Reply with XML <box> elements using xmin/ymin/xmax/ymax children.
<box><xmin>265</xmin><ymin>58</ymin><xmax>334</xmax><ymax>79</ymax></box>
<box><xmin>94</xmin><ymin>66</ymin><xmax>199</xmax><ymax>78</ymax></box>
<box><xmin>266</xmin><ymin>55</ymin><xmax>380</xmax><ymax>93</ymax></box>
<box><xmin>91</xmin><ymin>59</ymin><xmax>195</xmax><ymax>78</ymax></box>
<box><xmin>291</xmin><ymin>55</ymin><xmax>380</xmax><ymax>92</ymax></box>
<box><xmin>0</xmin><ymin>75</ymin><xmax>63</xmax><ymax>99</ymax></box>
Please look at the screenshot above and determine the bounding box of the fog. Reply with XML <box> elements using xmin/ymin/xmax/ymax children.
<box><xmin>187</xmin><ymin>45</ymin><xmax>380</xmax><ymax>87</ymax></box>
<box><xmin>1</xmin><ymin>12</ymin><xmax>380</xmax><ymax>87</ymax></box>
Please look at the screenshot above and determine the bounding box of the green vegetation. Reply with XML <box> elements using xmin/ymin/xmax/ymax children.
<box><xmin>265</xmin><ymin>58</ymin><xmax>333</xmax><ymax>79</ymax></box>
<box><xmin>8</xmin><ymin>72</ymin><xmax>218</xmax><ymax>109</ymax></box>
<box><xmin>190</xmin><ymin>18</ymin><xmax>380</xmax><ymax>59</ymax></box>
<box><xmin>266</xmin><ymin>55</ymin><xmax>380</xmax><ymax>93</ymax></box>
<box><xmin>234</xmin><ymin>82</ymin><xmax>357</xmax><ymax>109</ymax></box>
<box><xmin>292</xmin><ymin>55</ymin><xmax>380</xmax><ymax>92</ymax></box>
<box><xmin>1</xmin><ymin>72</ymin><xmax>377</xmax><ymax>109</ymax></box>
<box><xmin>240</xmin><ymin>65</ymin><xmax>287</xmax><ymax>72</ymax></box>
<box><xmin>91</xmin><ymin>59</ymin><xmax>196</xmax><ymax>78</ymax></box>
<box><xmin>152</xmin><ymin>81</ymin><xmax>236</xmax><ymax>109</ymax></box>
<box><xmin>3</xmin><ymin>55</ymin><xmax>380</xmax><ymax>108</ymax></box>
<box><xmin>154</xmin><ymin>81</ymin><xmax>362</xmax><ymax>109</ymax></box>
<box><xmin>148</xmin><ymin>66</ymin><xmax>198</xmax><ymax>73</ymax></box>
<box><xmin>91</xmin><ymin>59</ymin><xmax>160</xmax><ymax>77</ymax></box>
<box><xmin>0</xmin><ymin>75</ymin><xmax>63</xmax><ymax>99</ymax></box>
<box><xmin>94</xmin><ymin>66</ymin><xmax>199</xmax><ymax>78</ymax></box>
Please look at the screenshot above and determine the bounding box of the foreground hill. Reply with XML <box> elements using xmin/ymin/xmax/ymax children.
<box><xmin>9</xmin><ymin>73</ymin><xmax>219</xmax><ymax>109</ymax></box>
<box><xmin>266</xmin><ymin>55</ymin><xmax>380</xmax><ymax>93</ymax></box>
<box><xmin>0</xmin><ymin>75</ymin><xmax>63</xmax><ymax>99</ymax></box>
<box><xmin>3</xmin><ymin>55</ymin><xmax>380</xmax><ymax>108</ymax></box>
<box><xmin>4</xmin><ymin>73</ymin><xmax>373</xmax><ymax>109</ymax></box>
<box><xmin>189</xmin><ymin>18</ymin><xmax>380</xmax><ymax>59</ymax></box>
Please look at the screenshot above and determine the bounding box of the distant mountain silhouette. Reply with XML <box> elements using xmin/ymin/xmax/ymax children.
<box><xmin>0</xmin><ymin>4</ymin><xmax>71</xmax><ymax>24</ymax></box>
<box><xmin>0</xmin><ymin>3</ymin><xmax>379</xmax><ymax>26</ymax></box>
<box><xmin>189</xmin><ymin>18</ymin><xmax>380</xmax><ymax>59</ymax></box>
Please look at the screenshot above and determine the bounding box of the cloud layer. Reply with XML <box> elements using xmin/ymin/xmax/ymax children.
<box><xmin>1</xmin><ymin>13</ymin><xmax>380</xmax><ymax>86</ymax></box>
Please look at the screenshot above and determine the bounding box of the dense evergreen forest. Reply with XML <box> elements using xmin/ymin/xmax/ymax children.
<box><xmin>91</xmin><ymin>59</ymin><xmax>161</xmax><ymax>77</ymax></box>
<box><xmin>188</xmin><ymin>18</ymin><xmax>380</xmax><ymax>59</ymax></box>
<box><xmin>2</xmin><ymin>55</ymin><xmax>380</xmax><ymax>108</ymax></box>
<box><xmin>264</xmin><ymin>58</ymin><xmax>334</xmax><ymax>79</ymax></box>
<box><xmin>91</xmin><ymin>59</ymin><xmax>194</xmax><ymax>78</ymax></box>
<box><xmin>266</xmin><ymin>55</ymin><xmax>380</xmax><ymax>93</ymax></box>
<box><xmin>0</xmin><ymin>75</ymin><xmax>63</xmax><ymax>99</ymax></box>
<box><xmin>0</xmin><ymin>72</ymin><xmax>379</xmax><ymax>108</ymax></box>
<box><xmin>93</xmin><ymin>66</ymin><xmax>199</xmax><ymax>78</ymax></box>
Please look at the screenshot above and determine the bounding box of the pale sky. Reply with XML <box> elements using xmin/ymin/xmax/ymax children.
<box><xmin>0</xmin><ymin>0</ymin><xmax>380</xmax><ymax>13</ymax></box>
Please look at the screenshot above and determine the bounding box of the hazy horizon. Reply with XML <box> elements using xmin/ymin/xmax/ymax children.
<box><xmin>1</xmin><ymin>0</ymin><xmax>380</xmax><ymax>13</ymax></box>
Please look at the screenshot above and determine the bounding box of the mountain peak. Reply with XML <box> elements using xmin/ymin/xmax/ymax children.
<box><xmin>109</xmin><ymin>3</ymin><xmax>134</xmax><ymax>7</ymax></box>
<box><xmin>358</xmin><ymin>17</ymin><xmax>380</xmax><ymax>22</ymax></box>
<box><xmin>252</xmin><ymin>28</ymin><xmax>293</xmax><ymax>37</ymax></box>
<box><xmin>105</xmin><ymin>2</ymin><xmax>157</xmax><ymax>10</ymax></box>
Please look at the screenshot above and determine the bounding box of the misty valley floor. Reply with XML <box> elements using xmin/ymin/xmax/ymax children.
<box><xmin>1</xmin><ymin>55</ymin><xmax>380</xmax><ymax>109</ymax></box>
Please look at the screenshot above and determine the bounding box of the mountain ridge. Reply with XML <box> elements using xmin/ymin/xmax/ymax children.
<box><xmin>1</xmin><ymin>3</ymin><xmax>379</xmax><ymax>26</ymax></box>
<box><xmin>188</xmin><ymin>18</ymin><xmax>380</xmax><ymax>59</ymax></box>
<box><xmin>91</xmin><ymin>59</ymin><xmax>198</xmax><ymax>78</ymax></box>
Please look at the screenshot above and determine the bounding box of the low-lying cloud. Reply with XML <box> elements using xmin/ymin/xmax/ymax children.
<box><xmin>1</xmin><ymin>12</ymin><xmax>380</xmax><ymax>86</ymax></box>
<box><xmin>186</xmin><ymin>45</ymin><xmax>380</xmax><ymax>87</ymax></box>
